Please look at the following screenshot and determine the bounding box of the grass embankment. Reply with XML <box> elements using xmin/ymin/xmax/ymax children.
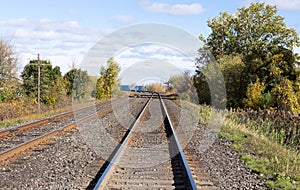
<box><xmin>182</xmin><ymin>101</ymin><xmax>300</xmax><ymax>189</ymax></box>
<box><xmin>221</xmin><ymin>118</ymin><xmax>300</xmax><ymax>189</ymax></box>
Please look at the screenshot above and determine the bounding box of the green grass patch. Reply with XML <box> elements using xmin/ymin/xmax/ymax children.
<box><xmin>231</xmin><ymin>143</ymin><xmax>243</xmax><ymax>151</ymax></box>
<box><xmin>266</xmin><ymin>173</ymin><xmax>300</xmax><ymax>190</ymax></box>
<box><xmin>240</xmin><ymin>154</ymin><xmax>270</xmax><ymax>174</ymax></box>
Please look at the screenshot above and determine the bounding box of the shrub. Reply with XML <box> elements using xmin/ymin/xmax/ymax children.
<box><xmin>244</xmin><ymin>79</ymin><xmax>266</xmax><ymax>110</ymax></box>
<box><xmin>271</xmin><ymin>78</ymin><xmax>300</xmax><ymax>113</ymax></box>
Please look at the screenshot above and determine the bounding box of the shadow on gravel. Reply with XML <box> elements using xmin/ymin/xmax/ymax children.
<box><xmin>86</xmin><ymin>98</ymin><xmax>147</xmax><ymax>189</ymax></box>
<box><xmin>85</xmin><ymin>128</ymin><xmax>130</xmax><ymax>189</ymax></box>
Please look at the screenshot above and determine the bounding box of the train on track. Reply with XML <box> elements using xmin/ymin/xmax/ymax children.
<box><xmin>120</xmin><ymin>84</ymin><xmax>147</xmax><ymax>92</ymax></box>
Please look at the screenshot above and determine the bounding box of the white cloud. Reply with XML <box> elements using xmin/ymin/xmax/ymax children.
<box><xmin>111</xmin><ymin>14</ymin><xmax>135</xmax><ymax>23</ymax></box>
<box><xmin>140</xmin><ymin>2</ymin><xmax>205</xmax><ymax>15</ymax></box>
<box><xmin>1</xmin><ymin>18</ymin><xmax>111</xmax><ymax>74</ymax></box>
<box><xmin>115</xmin><ymin>44</ymin><xmax>196</xmax><ymax>84</ymax></box>
<box><xmin>0</xmin><ymin>18</ymin><xmax>34</xmax><ymax>27</ymax></box>
<box><xmin>34</xmin><ymin>20</ymin><xmax>83</xmax><ymax>34</ymax></box>
<box><xmin>78</xmin><ymin>23</ymin><xmax>201</xmax><ymax>77</ymax></box>
<box><xmin>260</xmin><ymin>0</ymin><xmax>300</xmax><ymax>10</ymax></box>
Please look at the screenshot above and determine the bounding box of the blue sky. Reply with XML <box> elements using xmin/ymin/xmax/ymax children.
<box><xmin>1</xmin><ymin>0</ymin><xmax>300</xmax><ymax>83</ymax></box>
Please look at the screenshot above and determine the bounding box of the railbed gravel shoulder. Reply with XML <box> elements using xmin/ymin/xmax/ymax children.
<box><xmin>164</xmin><ymin>100</ymin><xmax>267</xmax><ymax>189</ymax></box>
<box><xmin>0</xmin><ymin>129</ymin><xmax>98</xmax><ymax>189</ymax></box>
<box><xmin>199</xmin><ymin>137</ymin><xmax>267</xmax><ymax>189</ymax></box>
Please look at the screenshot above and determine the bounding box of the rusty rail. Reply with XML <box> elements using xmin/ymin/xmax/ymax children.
<box><xmin>0</xmin><ymin>99</ymin><xmax>127</xmax><ymax>163</ymax></box>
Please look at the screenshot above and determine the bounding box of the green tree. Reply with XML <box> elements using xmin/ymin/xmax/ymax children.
<box><xmin>204</xmin><ymin>2</ymin><xmax>299</xmax><ymax>60</ymax></box>
<box><xmin>64</xmin><ymin>68</ymin><xmax>91</xmax><ymax>101</ymax></box>
<box><xmin>219</xmin><ymin>55</ymin><xmax>246</xmax><ymax>107</ymax></box>
<box><xmin>197</xmin><ymin>2</ymin><xmax>300</xmax><ymax>111</ymax></box>
<box><xmin>21</xmin><ymin>59</ymin><xmax>52</xmax><ymax>103</ymax></box>
<box><xmin>295</xmin><ymin>69</ymin><xmax>300</xmax><ymax>105</ymax></box>
<box><xmin>96</xmin><ymin>58</ymin><xmax>120</xmax><ymax>99</ymax></box>
<box><xmin>261</xmin><ymin>48</ymin><xmax>297</xmax><ymax>91</ymax></box>
<box><xmin>168</xmin><ymin>72</ymin><xmax>198</xmax><ymax>103</ymax></box>
<box><xmin>89</xmin><ymin>76</ymin><xmax>98</xmax><ymax>98</ymax></box>
<box><xmin>194</xmin><ymin>47</ymin><xmax>227</xmax><ymax>107</ymax></box>
<box><xmin>95</xmin><ymin>72</ymin><xmax>106</xmax><ymax>99</ymax></box>
<box><xmin>0</xmin><ymin>36</ymin><xmax>19</xmax><ymax>102</ymax></box>
<box><xmin>21</xmin><ymin>59</ymin><xmax>66</xmax><ymax>105</ymax></box>
<box><xmin>203</xmin><ymin>2</ymin><xmax>299</xmax><ymax>84</ymax></box>
<box><xmin>193</xmin><ymin>74</ymin><xmax>211</xmax><ymax>105</ymax></box>
<box><xmin>48</xmin><ymin>66</ymin><xmax>68</xmax><ymax>105</ymax></box>
<box><xmin>64</xmin><ymin>69</ymin><xmax>77</xmax><ymax>96</ymax></box>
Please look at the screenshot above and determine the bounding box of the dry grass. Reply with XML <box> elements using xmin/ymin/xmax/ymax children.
<box><xmin>0</xmin><ymin>97</ymin><xmax>97</xmax><ymax>128</ymax></box>
<box><xmin>228</xmin><ymin>108</ymin><xmax>300</xmax><ymax>150</ymax></box>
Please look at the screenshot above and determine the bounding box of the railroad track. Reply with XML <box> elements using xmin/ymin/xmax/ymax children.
<box><xmin>0</xmin><ymin>99</ymin><xmax>116</xmax><ymax>138</ymax></box>
<box><xmin>0</xmin><ymin>98</ymin><xmax>132</xmax><ymax>163</ymax></box>
<box><xmin>92</xmin><ymin>94</ymin><xmax>206</xmax><ymax>190</ymax></box>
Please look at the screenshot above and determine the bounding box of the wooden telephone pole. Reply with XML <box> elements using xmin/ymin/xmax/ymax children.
<box><xmin>37</xmin><ymin>54</ymin><xmax>41</xmax><ymax>113</ymax></box>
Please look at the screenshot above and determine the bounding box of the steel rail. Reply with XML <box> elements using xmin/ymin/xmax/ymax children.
<box><xmin>0</xmin><ymin>99</ymin><xmax>115</xmax><ymax>138</ymax></box>
<box><xmin>93</xmin><ymin>96</ymin><xmax>153</xmax><ymax>190</ymax></box>
<box><xmin>158</xmin><ymin>93</ymin><xmax>197</xmax><ymax>190</ymax></box>
<box><xmin>0</xmin><ymin>99</ymin><xmax>128</xmax><ymax>163</ymax></box>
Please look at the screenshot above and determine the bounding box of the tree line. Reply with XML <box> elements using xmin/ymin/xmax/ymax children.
<box><xmin>0</xmin><ymin>39</ymin><xmax>121</xmax><ymax>109</ymax></box>
<box><xmin>0</xmin><ymin>49</ymin><xmax>94</xmax><ymax>107</ymax></box>
<box><xmin>170</xmin><ymin>2</ymin><xmax>300</xmax><ymax>113</ymax></box>
<box><xmin>18</xmin><ymin>64</ymin><xmax>91</xmax><ymax>105</ymax></box>
<box><xmin>0</xmin><ymin>37</ymin><xmax>120</xmax><ymax>120</ymax></box>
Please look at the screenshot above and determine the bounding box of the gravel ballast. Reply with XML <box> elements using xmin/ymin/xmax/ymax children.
<box><xmin>0</xmin><ymin>98</ymin><xmax>147</xmax><ymax>189</ymax></box>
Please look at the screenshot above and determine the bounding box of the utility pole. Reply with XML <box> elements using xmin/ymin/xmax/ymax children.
<box><xmin>37</xmin><ymin>54</ymin><xmax>41</xmax><ymax>113</ymax></box>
